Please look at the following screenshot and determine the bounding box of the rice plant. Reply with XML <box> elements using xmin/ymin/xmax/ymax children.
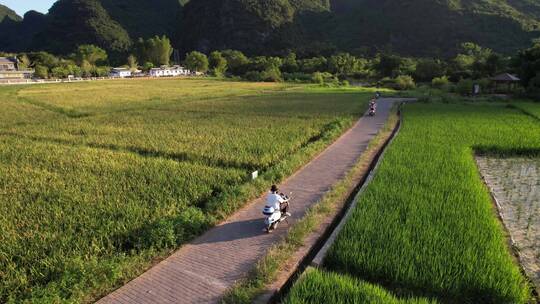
<box><xmin>316</xmin><ymin>103</ymin><xmax>540</xmax><ymax>303</ymax></box>
<box><xmin>0</xmin><ymin>79</ymin><xmax>375</xmax><ymax>303</ymax></box>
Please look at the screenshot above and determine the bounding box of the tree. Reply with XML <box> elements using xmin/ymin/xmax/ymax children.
<box><xmin>127</xmin><ymin>54</ymin><xmax>138</xmax><ymax>71</ymax></box>
<box><xmin>185</xmin><ymin>51</ymin><xmax>209</xmax><ymax>73</ymax></box>
<box><xmin>299</xmin><ymin>57</ymin><xmax>328</xmax><ymax>74</ymax></box>
<box><xmin>142</xmin><ymin>62</ymin><xmax>154</xmax><ymax>72</ymax></box>
<box><xmin>34</xmin><ymin>65</ymin><xmax>48</xmax><ymax>79</ymax></box>
<box><xmin>74</xmin><ymin>44</ymin><xmax>107</xmax><ymax>66</ymax></box>
<box><xmin>328</xmin><ymin>52</ymin><xmax>363</xmax><ymax>76</ymax></box>
<box><xmin>248</xmin><ymin>56</ymin><xmax>282</xmax><ymax>72</ymax></box>
<box><xmin>375</xmin><ymin>53</ymin><xmax>403</xmax><ymax>78</ymax></box>
<box><xmin>28</xmin><ymin>51</ymin><xmax>59</xmax><ymax>69</ymax></box>
<box><xmin>135</xmin><ymin>36</ymin><xmax>173</xmax><ymax>66</ymax></box>
<box><xmin>515</xmin><ymin>43</ymin><xmax>540</xmax><ymax>92</ymax></box>
<box><xmin>414</xmin><ymin>59</ymin><xmax>445</xmax><ymax>82</ymax></box>
<box><xmin>17</xmin><ymin>54</ymin><xmax>31</xmax><ymax>69</ymax></box>
<box><xmin>282</xmin><ymin>52</ymin><xmax>299</xmax><ymax>73</ymax></box>
<box><xmin>209</xmin><ymin>51</ymin><xmax>227</xmax><ymax>76</ymax></box>
<box><xmin>81</xmin><ymin>60</ymin><xmax>93</xmax><ymax>77</ymax></box>
<box><xmin>221</xmin><ymin>50</ymin><xmax>249</xmax><ymax>75</ymax></box>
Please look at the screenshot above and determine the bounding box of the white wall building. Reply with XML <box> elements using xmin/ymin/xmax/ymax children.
<box><xmin>110</xmin><ymin>68</ymin><xmax>137</xmax><ymax>78</ymax></box>
<box><xmin>149</xmin><ymin>65</ymin><xmax>191</xmax><ymax>77</ymax></box>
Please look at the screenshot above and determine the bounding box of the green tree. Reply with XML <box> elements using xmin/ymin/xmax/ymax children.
<box><xmin>81</xmin><ymin>60</ymin><xmax>93</xmax><ymax>77</ymax></box>
<box><xmin>127</xmin><ymin>54</ymin><xmax>138</xmax><ymax>71</ymax></box>
<box><xmin>16</xmin><ymin>54</ymin><xmax>31</xmax><ymax>69</ymax></box>
<box><xmin>74</xmin><ymin>44</ymin><xmax>108</xmax><ymax>66</ymax></box>
<box><xmin>328</xmin><ymin>53</ymin><xmax>359</xmax><ymax>76</ymax></box>
<box><xmin>51</xmin><ymin>66</ymin><xmax>69</xmax><ymax>79</ymax></box>
<box><xmin>299</xmin><ymin>57</ymin><xmax>328</xmax><ymax>74</ymax></box>
<box><xmin>185</xmin><ymin>51</ymin><xmax>209</xmax><ymax>73</ymax></box>
<box><xmin>142</xmin><ymin>62</ymin><xmax>154</xmax><ymax>72</ymax></box>
<box><xmin>28</xmin><ymin>51</ymin><xmax>59</xmax><ymax>69</ymax></box>
<box><xmin>34</xmin><ymin>65</ymin><xmax>48</xmax><ymax>79</ymax></box>
<box><xmin>414</xmin><ymin>59</ymin><xmax>445</xmax><ymax>82</ymax></box>
<box><xmin>282</xmin><ymin>52</ymin><xmax>299</xmax><ymax>73</ymax></box>
<box><xmin>135</xmin><ymin>36</ymin><xmax>173</xmax><ymax>66</ymax></box>
<box><xmin>375</xmin><ymin>53</ymin><xmax>403</xmax><ymax>78</ymax></box>
<box><xmin>515</xmin><ymin>43</ymin><xmax>540</xmax><ymax>92</ymax></box>
<box><xmin>221</xmin><ymin>50</ymin><xmax>249</xmax><ymax>75</ymax></box>
<box><xmin>209</xmin><ymin>51</ymin><xmax>227</xmax><ymax>76</ymax></box>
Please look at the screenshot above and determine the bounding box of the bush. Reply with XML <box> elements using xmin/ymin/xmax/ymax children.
<box><xmin>260</xmin><ymin>67</ymin><xmax>282</xmax><ymax>82</ymax></box>
<box><xmin>394</xmin><ymin>75</ymin><xmax>416</xmax><ymax>90</ymax></box>
<box><xmin>455</xmin><ymin>78</ymin><xmax>474</xmax><ymax>95</ymax></box>
<box><xmin>432</xmin><ymin>76</ymin><xmax>450</xmax><ymax>89</ymax></box>
<box><xmin>311</xmin><ymin>72</ymin><xmax>334</xmax><ymax>85</ymax></box>
<box><xmin>244</xmin><ymin>67</ymin><xmax>282</xmax><ymax>82</ymax></box>
<box><xmin>283</xmin><ymin>72</ymin><xmax>312</xmax><ymax>82</ymax></box>
<box><xmin>244</xmin><ymin>71</ymin><xmax>263</xmax><ymax>82</ymax></box>
<box><xmin>34</xmin><ymin>65</ymin><xmax>48</xmax><ymax>79</ymax></box>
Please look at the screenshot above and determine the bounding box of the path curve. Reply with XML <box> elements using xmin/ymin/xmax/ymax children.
<box><xmin>97</xmin><ymin>98</ymin><xmax>400</xmax><ymax>304</ymax></box>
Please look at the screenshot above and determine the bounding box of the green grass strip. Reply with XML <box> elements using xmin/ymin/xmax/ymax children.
<box><xmin>284</xmin><ymin>268</ymin><xmax>436</xmax><ymax>304</ymax></box>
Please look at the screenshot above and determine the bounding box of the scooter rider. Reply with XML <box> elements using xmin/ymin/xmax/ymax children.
<box><xmin>266</xmin><ymin>185</ymin><xmax>291</xmax><ymax>216</ymax></box>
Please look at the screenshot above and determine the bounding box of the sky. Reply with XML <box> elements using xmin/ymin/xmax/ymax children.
<box><xmin>0</xmin><ymin>0</ymin><xmax>56</xmax><ymax>16</ymax></box>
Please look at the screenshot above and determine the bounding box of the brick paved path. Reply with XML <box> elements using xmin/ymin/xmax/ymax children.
<box><xmin>97</xmin><ymin>98</ymin><xmax>399</xmax><ymax>304</ymax></box>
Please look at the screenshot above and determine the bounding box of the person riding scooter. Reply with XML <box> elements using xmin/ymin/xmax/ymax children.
<box><xmin>266</xmin><ymin>185</ymin><xmax>291</xmax><ymax>216</ymax></box>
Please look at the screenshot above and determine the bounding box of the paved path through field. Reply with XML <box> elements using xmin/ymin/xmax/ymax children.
<box><xmin>97</xmin><ymin>98</ymin><xmax>399</xmax><ymax>304</ymax></box>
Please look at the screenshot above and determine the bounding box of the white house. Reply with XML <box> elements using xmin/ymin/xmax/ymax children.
<box><xmin>0</xmin><ymin>57</ymin><xmax>34</xmax><ymax>79</ymax></box>
<box><xmin>149</xmin><ymin>65</ymin><xmax>190</xmax><ymax>77</ymax></box>
<box><xmin>110</xmin><ymin>68</ymin><xmax>138</xmax><ymax>78</ymax></box>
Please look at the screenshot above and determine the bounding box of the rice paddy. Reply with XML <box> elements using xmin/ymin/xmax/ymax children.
<box><xmin>287</xmin><ymin>102</ymin><xmax>540</xmax><ymax>303</ymax></box>
<box><xmin>0</xmin><ymin>79</ymin><xmax>373</xmax><ymax>303</ymax></box>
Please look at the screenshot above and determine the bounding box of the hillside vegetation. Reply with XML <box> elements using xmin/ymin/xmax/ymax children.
<box><xmin>1</xmin><ymin>0</ymin><xmax>539</xmax><ymax>56</ymax></box>
<box><xmin>0</xmin><ymin>4</ymin><xmax>21</xmax><ymax>22</ymax></box>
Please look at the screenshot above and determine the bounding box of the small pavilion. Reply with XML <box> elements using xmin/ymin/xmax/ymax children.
<box><xmin>491</xmin><ymin>73</ymin><xmax>521</xmax><ymax>92</ymax></box>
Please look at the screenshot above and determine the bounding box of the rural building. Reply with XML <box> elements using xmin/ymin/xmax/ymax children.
<box><xmin>491</xmin><ymin>73</ymin><xmax>521</xmax><ymax>92</ymax></box>
<box><xmin>0</xmin><ymin>57</ymin><xmax>34</xmax><ymax>79</ymax></box>
<box><xmin>149</xmin><ymin>65</ymin><xmax>190</xmax><ymax>77</ymax></box>
<box><xmin>110</xmin><ymin>67</ymin><xmax>140</xmax><ymax>78</ymax></box>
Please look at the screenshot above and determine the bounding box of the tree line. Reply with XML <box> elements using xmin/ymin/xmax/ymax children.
<box><xmin>3</xmin><ymin>36</ymin><xmax>540</xmax><ymax>96</ymax></box>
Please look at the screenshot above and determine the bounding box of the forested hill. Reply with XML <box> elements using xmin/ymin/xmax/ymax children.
<box><xmin>1</xmin><ymin>0</ymin><xmax>540</xmax><ymax>57</ymax></box>
<box><xmin>0</xmin><ymin>4</ymin><xmax>21</xmax><ymax>22</ymax></box>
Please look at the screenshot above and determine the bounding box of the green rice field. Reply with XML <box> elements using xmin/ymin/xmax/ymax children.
<box><xmin>0</xmin><ymin>79</ymin><xmax>373</xmax><ymax>303</ymax></box>
<box><xmin>286</xmin><ymin>101</ymin><xmax>540</xmax><ymax>303</ymax></box>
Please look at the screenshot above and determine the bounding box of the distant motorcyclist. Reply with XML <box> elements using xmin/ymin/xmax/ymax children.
<box><xmin>266</xmin><ymin>185</ymin><xmax>291</xmax><ymax>216</ymax></box>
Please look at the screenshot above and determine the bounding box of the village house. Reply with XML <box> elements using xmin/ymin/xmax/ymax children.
<box><xmin>149</xmin><ymin>65</ymin><xmax>191</xmax><ymax>77</ymax></box>
<box><xmin>0</xmin><ymin>57</ymin><xmax>34</xmax><ymax>80</ymax></box>
<box><xmin>110</xmin><ymin>67</ymin><xmax>141</xmax><ymax>78</ymax></box>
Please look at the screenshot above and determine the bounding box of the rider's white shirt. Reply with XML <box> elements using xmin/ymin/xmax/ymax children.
<box><xmin>266</xmin><ymin>192</ymin><xmax>285</xmax><ymax>210</ymax></box>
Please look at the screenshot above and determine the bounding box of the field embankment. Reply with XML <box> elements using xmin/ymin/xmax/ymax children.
<box><xmin>0</xmin><ymin>79</ymin><xmax>376</xmax><ymax>303</ymax></box>
<box><xmin>286</xmin><ymin>102</ymin><xmax>540</xmax><ymax>303</ymax></box>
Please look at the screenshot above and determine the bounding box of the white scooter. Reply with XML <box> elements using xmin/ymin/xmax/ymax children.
<box><xmin>262</xmin><ymin>193</ymin><xmax>291</xmax><ymax>233</ymax></box>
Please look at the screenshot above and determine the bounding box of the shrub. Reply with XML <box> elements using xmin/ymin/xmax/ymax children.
<box><xmin>244</xmin><ymin>71</ymin><xmax>263</xmax><ymax>82</ymax></box>
<box><xmin>34</xmin><ymin>65</ymin><xmax>48</xmax><ymax>79</ymax></box>
<box><xmin>455</xmin><ymin>78</ymin><xmax>474</xmax><ymax>95</ymax></box>
<box><xmin>432</xmin><ymin>76</ymin><xmax>450</xmax><ymax>89</ymax></box>
<box><xmin>311</xmin><ymin>72</ymin><xmax>333</xmax><ymax>85</ymax></box>
<box><xmin>394</xmin><ymin>75</ymin><xmax>416</xmax><ymax>90</ymax></box>
<box><xmin>283</xmin><ymin>72</ymin><xmax>312</xmax><ymax>82</ymax></box>
<box><xmin>260</xmin><ymin>67</ymin><xmax>282</xmax><ymax>82</ymax></box>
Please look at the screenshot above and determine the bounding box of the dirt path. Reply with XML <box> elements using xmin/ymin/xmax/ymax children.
<box><xmin>97</xmin><ymin>98</ymin><xmax>400</xmax><ymax>304</ymax></box>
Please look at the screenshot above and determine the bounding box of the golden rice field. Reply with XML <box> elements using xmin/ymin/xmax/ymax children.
<box><xmin>0</xmin><ymin>78</ymin><xmax>375</xmax><ymax>303</ymax></box>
